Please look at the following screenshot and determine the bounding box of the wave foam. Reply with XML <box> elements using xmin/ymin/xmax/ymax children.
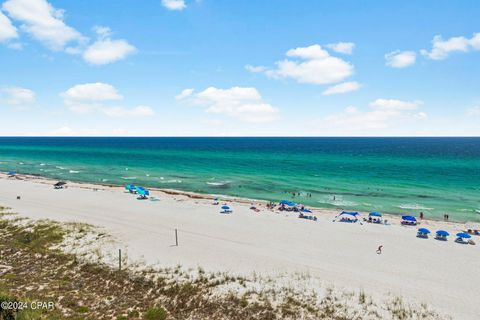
<box><xmin>398</xmin><ymin>204</ymin><xmax>433</xmax><ymax>210</ymax></box>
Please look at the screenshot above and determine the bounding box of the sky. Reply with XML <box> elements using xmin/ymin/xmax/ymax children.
<box><xmin>0</xmin><ymin>0</ymin><xmax>479</xmax><ymax>136</ymax></box>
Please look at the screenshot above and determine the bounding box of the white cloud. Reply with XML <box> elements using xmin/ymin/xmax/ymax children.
<box><xmin>467</xmin><ymin>106</ymin><xmax>480</xmax><ymax>116</ymax></box>
<box><xmin>0</xmin><ymin>86</ymin><xmax>35</xmax><ymax>107</ymax></box>
<box><xmin>0</xmin><ymin>10</ymin><xmax>18</xmax><ymax>42</ymax></box>
<box><xmin>385</xmin><ymin>50</ymin><xmax>416</xmax><ymax>68</ymax></box>
<box><xmin>322</xmin><ymin>81</ymin><xmax>361</xmax><ymax>95</ymax></box>
<box><xmin>177</xmin><ymin>86</ymin><xmax>279</xmax><ymax>123</ymax></box>
<box><xmin>161</xmin><ymin>0</ymin><xmax>186</xmax><ymax>10</ymax></box>
<box><xmin>7</xmin><ymin>41</ymin><xmax>22</xmax><ymax>49</ymax></box>
<box><xmin>2</xmin><ymin>3</ymin><xmax>135</xmax><ymax>65</ymax></box>
<box><xmin>414</xmin><ymin>112</ymin><xmax>428</xmax><ymax>119</ymax></box>
<box><xmin>370</xmin><ymin>98</ymin><xmax>422</xmax><ymax>110</ymax></box>
<box><xmin>92</xmin><ymin>25</ymin><xmax>112</xmax><ymax>39</ymax></box>
<box><xmin>250</xmin><ymin>44</ymin><xmax>354</xmax><ymax>85</ymax></box>
<box><xmin>2</xmin><ymin>0</ymin><xmax>84</xmax><ymax>51</ymax></box>
<box><xmin>245</xmin><ymin>64</ymin><xmax>267</xmax><ymax>73</ymax></box>
<box><xmin>47</xmin><ymin>126</ymin><xmax>130</xmax><ymax>136</ymax></box>
<box><xmin>175</xmin><ymin>88</ymin><xmax>194</xmax><ymax>100</ymax></box>
<box><xmin>421</xmin><ymin>33</ymin><xmax>480</xmax><ymax>60</ymax></box>
<box><xmin>326</xmin><ymin>42</ymin><xmax>355</xmax><ymax>54</ymax></box>
<box><xmin>101</xmin><ymin>105</ymin><xmax>155</xmax><ymax>117</ymax></box>
<box><xmin>321</xmin><ymin>98</ymin><xmax>425</xmax><ymax>131</ymax></box>
<box><xmin>62</xmin><ymin>83</ymin><xmax>123</xmax><ymax>101</ymax></box>
<box><xmin>62</xmin><ymin>82</ymin><xmax>153</xmax><ymax>117</ymax></box>
<box><xmin>82</xmin><ymin>26</ymin><xmax>136</xmax><ymax>65</ymax></box>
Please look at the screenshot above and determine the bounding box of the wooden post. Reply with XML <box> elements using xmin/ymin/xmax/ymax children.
<box><xmin>118</xmin><ymin>249</ymin><xmax>122</xmax><ymax>271</ymax></box>
<box><xmin>175</xmin><ymin>229</ymin><xmax>178</xmax><ymax>246</ymax></box>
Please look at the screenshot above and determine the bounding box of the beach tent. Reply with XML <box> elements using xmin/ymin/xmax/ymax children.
<box><xmin>335</xmin><ymin>211</ymin><xmax>360</xmax><ymax>223</ymax></box>
<box><xmin>435</xmin><ymin>230</ymin><xmax>449</xmax><ymax>241</ymax></box>
<box><xmin>367</xmin><ymin>212</ymin><xmax>383</xmax><ymax>224</ymax></box>
<box><xmin>417</xmin><ymin>228</ymin><xmax>430</xmax><ymax>238</ymax></box>
<box><xmin>401</xmin><ymin>215</ymin><xmax>417</xmax><ymax>225</ymax></box>
<box><xmin>279</xmin><ymin>200</ymin><xmax>296</xmax><ymax>206</ymax></box>
<box><xmin>340</xmin><ymin>211</ymin><xmax>359</xmax><ymax>217</ymax></box>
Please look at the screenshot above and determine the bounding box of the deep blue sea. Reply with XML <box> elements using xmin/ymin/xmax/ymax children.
<box><xmin>0</xmin><ymin>137</ymin><xmax>479</xmax><ymax>221</ymax></box>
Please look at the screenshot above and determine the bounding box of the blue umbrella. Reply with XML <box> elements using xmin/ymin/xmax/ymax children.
<box><xmin>279</xmin><ymin>200</ymin><xmax>296</xmax><ymax>206</ymax></box>
<box><xmin>436</xmin><ymin>230</ymin><xmax>449</xmax><ymax>237</ymax></box>
<box><xmin>456</xmin><ymin>232</ymin><xmax>471</xmax><ymax>239</ymax></box>
<box><xmin>418</xmin><ymin>228</ymin><xmax>430</xmax><ymax>234</ymax></box>
<box><xmin>125</xmin><ymin>184</ymin><xmax>136</xmax><ymax>190</ymax></box>
<box><xmin>221</xmin><ymin>205</ymin><xmax>230</xmax><ymax>210</ymax></box>
<box><xmin>7</xmin><ymin>171</ymin><xmax>16</xmax><ymax>175</ymax></box>
<box><xmin>402</xmin><ymin>215</ymin><xmax>417</xmax><ymax>222</ymax></box>
<box><xmin>136</xmin><ymin>186</ymin><xmax>149</xmax><ymax>196</ymax></box>
<box><xmin>369</xmin><ymin>212</ymin><xmax>382</xmax><ymax>217</ymax></box>
<box><xmin>301</xmin><ymin>208</ymin><xmax>312</xmax><ymax>213</ymax></box>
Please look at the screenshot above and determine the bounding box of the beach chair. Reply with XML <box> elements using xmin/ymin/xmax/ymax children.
<box><xmin>435</xmin><ymin>234</ymin><xmax>446</xmax><ymax>241</ymax></box>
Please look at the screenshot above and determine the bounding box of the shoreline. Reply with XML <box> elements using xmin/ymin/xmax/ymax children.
<box><xmin>0</xmin><ymin>171</ymin><xmax>473</xmax><ymax>226</ymax></box>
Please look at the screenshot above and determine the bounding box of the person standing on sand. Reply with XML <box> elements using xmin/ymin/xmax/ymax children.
<box><xmin>376</xmin><ymin>245</ymin><xmax>383</xmax><ymax>254</ymax></box>
<box><xmin>420</xmin><ymin>212</ymin><xmax>424</xmax><ymax>220</ymax></box>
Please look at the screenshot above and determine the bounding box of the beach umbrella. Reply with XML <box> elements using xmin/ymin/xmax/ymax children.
<box><xmin>369</xmin><ymin>212</ymin><xmax>382</xmax><ymax>217</ymax></box>
<box><xmin>221</xmin><ymin>205</ymin><xmax>230</xmax><ymax>210</ymax></box>
<box><xmin>279</xmin><ymin>200</ymin><xmax>296</xmax><ymax>206</ymax></box>
<box><xmin>301</xmin><ymin>208</ymin><xmax>312</xmax><ymax>213</ymax></box>
<box><xmin>436</xmin><ymin>230</ymin><xmax>449</xmax><ymax>237</ymax></box>
<box><xmin>54</xmin><ymin>181</ymin><xmax>67</xmax><ymax>187</ymax></box>
<box><xmin>125</xmin><ymin>184</ymin><xmax>136</xmax><ymax>191</ymax></box>
<box><xmin>402</xmin><ymin>215</ymin><xmax>417</xmax><ymax>222</ymax></box>
<box><xmin>456</xmin><ymin>232</ymin><xmax>471</xmax><ymax>239</ymax></box>
<box><xmin>7</xmin><ymin>171</ymin><xmax>16</xmax><ymax>176</ymax></box>
<box><xmin>418</xmin><ymin>228</ymin><xmax>430</xmax><ymax>234</ymax></box>
<box><xmin>137</xmin><ymin>187</ymin><xmax>149</xmax><ymax>196</ymax></box>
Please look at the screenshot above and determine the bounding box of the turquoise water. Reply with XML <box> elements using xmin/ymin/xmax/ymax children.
<box><xmin>0</xmin><ymin>137</ymin><xmax>479</xmax><ymax>222</ymax></box>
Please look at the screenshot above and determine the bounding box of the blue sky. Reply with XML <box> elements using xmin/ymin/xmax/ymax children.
<box><xmin>0</xmin><ymin>0</ymin><xmax>479</xmax><ymax>136</ymax></box>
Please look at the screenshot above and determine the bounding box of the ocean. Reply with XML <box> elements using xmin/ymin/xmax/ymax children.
<box><xmin>0</xmin><ymin>137</ymin><xmax>479</xmax><ymax>221</ymax></box>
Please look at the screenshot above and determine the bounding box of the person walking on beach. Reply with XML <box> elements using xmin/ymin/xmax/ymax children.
<box><xmin>420</xmin><ymin>212</ymin><xmax>424</xmax><ymax>220</ymax></box>
<box><xmin>376</xmin><ymin>245</ymin><xmax>383</xmax><ymax>254</ymax></box>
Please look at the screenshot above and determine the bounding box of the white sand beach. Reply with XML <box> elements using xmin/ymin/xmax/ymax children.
<box><xmin>1</xmin><ymin>173</ymin><xmax>479</xmax><ymax>319</ymax></box>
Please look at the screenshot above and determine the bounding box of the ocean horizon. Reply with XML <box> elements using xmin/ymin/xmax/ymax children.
<box><xmin>1</xmin><ymin>137</ymin><xmax>479</xmax><ymax>222</ymax></box>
